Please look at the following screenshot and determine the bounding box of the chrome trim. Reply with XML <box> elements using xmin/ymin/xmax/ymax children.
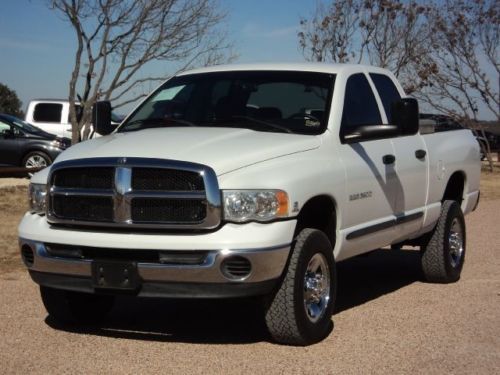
<box><xmin>20</xmin><ymin>239</ymin><xmax>290</xmax><ymax>284</ymax></box>
<box><xmin>124</xmin><ymin>191</ymin><xmax>206</xmax><ymax>199</ymax></box>
<box><xmin>46</xmin><ymin>157</ymin><xmax>222</xmax><ymax>230</ymax></box>
<box><xmin>50</xmin><ymin>187</ymin><xmax>115</xmax><ymax>197</ymax></box>
<box><xmin>114</xmin><ymin>166</ymin><xmax>132</xmax><ymax>223</ymax></box>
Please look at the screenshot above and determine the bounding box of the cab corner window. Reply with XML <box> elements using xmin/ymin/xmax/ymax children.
<box><xmin>33</xmin><ymin>103</ymin><xmax>62</xmax><ymax>123</ymax></box>
<box><xmin>341</xmin><ymin>74</ymin><xmax>382</xmax><ymax>132</ymax></box>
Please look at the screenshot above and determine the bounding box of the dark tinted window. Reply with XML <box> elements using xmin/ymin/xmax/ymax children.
<box><xmin>34</xmin><ymin>103</ymin><xmax>62</xmax><ymax>123</ymax></box>
<box><xmin>121</xmin><ymin>71</ymin><xmax>335</xmax><ymax>135</ymax></box>
<box><xmin>341</xmin><ymin>74</ymin><xmax>381</xmax><ymax>131</ymax></box>
<box><xmin>370</xmin><ymin>74</ymin><xmax>401</xmax><ymax>124</ymax></box>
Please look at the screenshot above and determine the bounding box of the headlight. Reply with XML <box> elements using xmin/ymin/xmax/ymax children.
<box><xmin>29</xmin><ymin>183</ymin><xmax>47</xmax><ymax>214</ymax></box>
<box><xmin>223</xmin><ymin>190</ymin><xmax>289</xmax><ymax>223</ymax></box>
<box><xmin>51</xmin><ymin>138</ymin><xmax>69</xmax><ymax>150</ymax></box>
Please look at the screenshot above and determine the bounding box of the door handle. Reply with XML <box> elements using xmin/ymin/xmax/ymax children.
<box><xmin>415</xmin><ymin>149</ymin><xmax>427</xmax><ymax>159</ymax></box>
<box><xmin>382</xmin><ymin>154</ymin><xmax>396</xmax><ymax>164</ymax></box>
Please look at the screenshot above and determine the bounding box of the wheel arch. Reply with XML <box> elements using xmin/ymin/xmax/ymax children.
<box><xmin>442</xmin><ymin>170</ymin><xmax>466</xmax><ymax>204</ymax></box>
<box><xmin>293</xmin><ymin>194</ymin><xmax>338</xmax><ymax>248</ymax></box>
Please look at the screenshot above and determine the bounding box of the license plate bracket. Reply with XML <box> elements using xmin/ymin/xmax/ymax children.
<box><xmin>91</xmin><ymin>261</ymin><xmax>140</xmax><ymax>291</ymax></box>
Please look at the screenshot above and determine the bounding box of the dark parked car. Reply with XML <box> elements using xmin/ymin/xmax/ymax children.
<box><xmin>0</xmin><ymin>113</ymin><xmax>71</xmax><ymax>172</ymax></box>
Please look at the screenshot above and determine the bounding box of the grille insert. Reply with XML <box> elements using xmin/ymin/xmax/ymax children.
<box><xmin>52</xmin><ymin>196</ymin><xmax>114</xmax><ymax>222</ymax></box>
<box><xmin>53</xmin><ymin>167</ymin><xmax>114</xmax><ymax>189</ymax></box>
<box><xmin>132</xmin><ymin>168</ymin><xmax>203</xmax><ymax>191</ymax></box>
<box><xmin>131</xmin><ymin>198</ymin><xmax>206</xmax><ymax>223</ymax></box>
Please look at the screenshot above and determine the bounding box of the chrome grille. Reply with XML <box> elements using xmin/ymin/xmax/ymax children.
<box><xmin>47</xmin><ymin>157</ymin><xmax>221</xmax><ymax>229</ymax></box>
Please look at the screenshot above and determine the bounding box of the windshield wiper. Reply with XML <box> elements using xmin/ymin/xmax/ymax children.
<box><xmin>120</xmin><ymin>117</ymin><xmax>197</xmax><ymax>132</ymax></box>
<box><xmin>229</xmin><ymin>116</ymin><xmax>292</xmax><ymax>134</ymax></box>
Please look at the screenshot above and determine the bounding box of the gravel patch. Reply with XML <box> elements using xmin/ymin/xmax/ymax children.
<box><xmin>0</xmin><ymin>200</ymin><xmax>499</xmax><ymax>374</ymax></box>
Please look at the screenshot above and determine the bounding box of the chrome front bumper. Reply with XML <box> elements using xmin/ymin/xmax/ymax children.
<box><xmin>20</xmin><ymin>239</ymin><xmax>290</xmax><ymax>298</ymax></box>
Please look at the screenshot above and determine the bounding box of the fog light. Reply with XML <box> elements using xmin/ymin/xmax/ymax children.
<box><xmin>221</xmin><ymin>256</ymin><xmax>252</xmax><ymax>280</ymax></box>
<box><xmin>21</xmin><ymin>245</ymin><xmax>34</xmax><ymax>267</ymax></box>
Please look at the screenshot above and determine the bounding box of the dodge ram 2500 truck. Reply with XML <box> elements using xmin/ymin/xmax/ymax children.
<box><xmin>19</xmin><ymin>63</ymin><xmax>481</xmax><ymax>346</ymax></box>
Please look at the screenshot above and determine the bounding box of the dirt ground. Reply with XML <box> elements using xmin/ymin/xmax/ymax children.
<box><xmin>0</xmin><ymin>171</ymin><xmax>499</xmax><ymax>374</ymax></box>
<box><xmin>480</xmin><ymin>163</ymin><xmax>500</xmax><ymax>200</ymax></box>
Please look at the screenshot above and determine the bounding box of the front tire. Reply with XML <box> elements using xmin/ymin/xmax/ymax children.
<box><xmin>421</xmin><ymin>200</ymin><xmax>466</xmax><ymax>283</ymax></box>
<box><xmin>23</xmin><ymin>151</ymin><xmax>51</xmax><ymax>176</ymax></box>
<box><xmin>40</xmin><ymin>286</ymin><xmax>115</xmax><ymax>324</ymax></box>
<box><xmin>265</xmin><ymin>228</ymin><xmax>336</xmax><ymax>346</ymax></box>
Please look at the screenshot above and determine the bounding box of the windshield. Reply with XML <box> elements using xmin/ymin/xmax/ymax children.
<box><xmin>2</xmin><ymin>114</ymin><xmax>43</xmax><ymax>133</ymax></box>
<box><xmin>119</xmin><ymin>71</ymin><xmax>335</xmax><ymax>135</ymax></box>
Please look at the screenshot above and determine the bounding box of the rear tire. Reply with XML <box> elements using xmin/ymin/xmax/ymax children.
<box><xmin>40</xmin><ymin>286</ymin><xmax>115</xmax><ymax>324</ymax></box>
<box><xmin>265</xmin><ymin>228</ymin><xmax>336</xmax><ymax>346</ymax></box>
<box><xmin>421</xmin><ymin>200</ymin><xmax>466</xmax><ymax>283</ymax></box>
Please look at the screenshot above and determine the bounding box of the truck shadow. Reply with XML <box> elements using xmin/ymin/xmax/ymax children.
<box><xmin>336</xmin><ymin>248</ymin><xmax>422</xmax><ymax>313</ymax></box>
<box><xmin>45</xmin><ymin>248</ymin><xmax>422</xmax><ymax>344</ymax></box>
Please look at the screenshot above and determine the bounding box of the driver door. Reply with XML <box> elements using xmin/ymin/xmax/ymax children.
<box><xmin>337</xmin><ymin>73</ymin><xmax>400</xmax><ymax>259</ymax></box>
<box><xmin>0</xmin><ymin>121</ymin><xmax>21</xmax><ymax>166</ymax></box>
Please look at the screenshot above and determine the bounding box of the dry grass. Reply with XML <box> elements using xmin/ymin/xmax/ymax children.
<box><xmin>0</xmin><ymin>167</ymin><xmax>498</xmax><ymax>273</ymax></box>
<box><xmin>0</xmin><ymin>186</ymin><xmax>28</xmax><ymax>273</ymax></box>
<box><xmin>480</xmin><ymin>163</ymin><xmax>500</xmax><ymax>200</ymax></box>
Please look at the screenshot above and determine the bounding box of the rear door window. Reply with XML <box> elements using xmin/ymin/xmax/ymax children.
<box><xmin>370</xmin><ymin>74</ymin><xmax>401</xmax><ymax>124</ymax></box>
<box><xmin>33</xmin><ymin>103</ymin><xmax>62</xmax><ymax>123</ymax></box>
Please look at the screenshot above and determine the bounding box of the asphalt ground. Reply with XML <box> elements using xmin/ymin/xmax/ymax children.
<box><xmin>0</xmin><ymin>185</ymin><xmax>498</xmax><ymax>374</ymax></box>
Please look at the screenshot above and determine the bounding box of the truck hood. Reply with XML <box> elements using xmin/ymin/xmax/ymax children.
<box><xmin>55</xmin><ymin>127</ymin><xmax>321</xmax><ymax>175</ymax></box>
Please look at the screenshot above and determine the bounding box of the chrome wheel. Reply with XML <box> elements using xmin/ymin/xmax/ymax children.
<box><xmin>303</xmin><ymin>253</ymin><xmax>330</xmax><ymax>323</ymax></box>
<box><xmin>449</xmin><ymin>218</ymin><xmax>464</xmax><ymax>268</ymax></box>
<box><xmin>25</xmin><ymin>155</ymin><xmax>48</xmax><ymax>169</ymax></box>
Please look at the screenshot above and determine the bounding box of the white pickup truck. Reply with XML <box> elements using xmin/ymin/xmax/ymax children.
<box><xmin>25</xmin><ymin>99</ymin><xmax>122</xmax><ymax>139</ymax></box>
<box><xmin>19</xmin><ymin>63</ymin><xmax>480</xmax><ymax>345</ymax></box>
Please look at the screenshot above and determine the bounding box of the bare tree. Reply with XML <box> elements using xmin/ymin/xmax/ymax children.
<box><xmin>50</xmin><ymin>0</ymin><xmax>233</xmax><ymax>144</ymax></box>
<box><xmin>414</xmin><ymin>0</ymin><xmax>499</xmax><ymax>170</ymax></box>
<box><xmin>298</xmin><ymin>0</ymin><xmax>432</xmax><ymax>93</ymax></box>
<box><xmin>298</xmin><ymin>0</ymin><xmax>364</xmax><ymax>63</ymax></box>
<box><xmin>299</xmin><ymin>0</ymin><xmax>499</xmax><ymax>169</ymax></box>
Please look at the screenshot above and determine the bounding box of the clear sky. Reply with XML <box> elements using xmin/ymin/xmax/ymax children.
<box><xmin>0</xmin><ymin>0</ymin><xmax>496</xmax><ymax>120</ymax></box>
<box><xmin>0</xmin><ymin>0</ymin><xmax>307</xmax><ymax>115</ymax></box>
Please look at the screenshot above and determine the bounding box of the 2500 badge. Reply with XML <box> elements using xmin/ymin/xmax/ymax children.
<box><xmin>349</xmin><ymin>191</ymin><xmax>373</xmax><ymax>201</ymax></box>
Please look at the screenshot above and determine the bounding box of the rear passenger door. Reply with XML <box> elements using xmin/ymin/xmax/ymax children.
<box><xmin>369</xmin><ymin>73</ymin><xmax>427</xmax><ymax>237</ymax></box>
<box><xmin>338</xmin><ymin>73</ymin><xmax>399</xmax><ymax>257</ymax></box>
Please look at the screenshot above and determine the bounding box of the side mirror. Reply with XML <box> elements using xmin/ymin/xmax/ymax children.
<box><xmin>92</xmin><ymin>101</ymin><xmax>113</xmax><ymax>135</ymax></box>
<box><xmin>342</xmin><ymin>124</ymin><xmax>399</xmax><ymax>144</ymax></box>
<box><xmin>391</xmin><ymin>98</ymin><xmax>419</xmax><ymax>136</ymax></box>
